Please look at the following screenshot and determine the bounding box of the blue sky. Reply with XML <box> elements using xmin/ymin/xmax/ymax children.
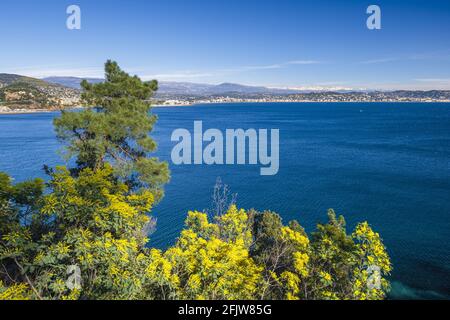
<box><xmin>0</xmin><ymin>0</ymin><xmax>449</xmax><ymax>89</ymax></box>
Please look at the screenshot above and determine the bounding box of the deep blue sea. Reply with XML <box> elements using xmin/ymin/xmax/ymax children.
<box><xmin>0</xmin><ymin>102</ymin><xmax>449</xmax><ymax>299</ymax></box>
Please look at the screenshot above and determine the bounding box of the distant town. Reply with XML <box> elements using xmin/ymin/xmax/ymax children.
<box><xmin>153</xmin><ymin>90</ymin><xmax>450</xmax><ymax>106</ymax></box>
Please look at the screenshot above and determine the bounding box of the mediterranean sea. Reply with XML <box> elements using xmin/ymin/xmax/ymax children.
<box><xmin>0</xmin><ymin>102</ymin><xmax>449</xmax><ymax>299</ymax></box>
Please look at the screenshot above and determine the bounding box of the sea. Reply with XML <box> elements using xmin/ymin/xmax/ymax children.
<box><xmin>0</xmin><ymin>102</ymin><xmax>449</xmax><ymax>299</ymax></box>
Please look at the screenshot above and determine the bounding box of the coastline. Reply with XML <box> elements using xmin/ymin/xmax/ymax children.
<box><xmin>1</xmin><ymin>100</ymin><xmax>450</xmax><ymax>115</ymax></box>
<box><xmin>0</xmin><ymin>109</ymin><xmax>60</xmax><ymax>115</ymax></box>
<box><xmin>152</xmin><ymin>100</ymin><xmax>450</xmax><ymax>108</ymax></box>
<box><xmin>0</xmin><ymin>105</ymin><xmax>84</xmax><ymax>115</ymax></box>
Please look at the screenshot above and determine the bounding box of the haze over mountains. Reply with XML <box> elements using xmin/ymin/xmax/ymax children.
<box><xmin>43</xmin><ymin>76</ymin><xmax>312</xmax><ymax>95</ymax></box>
<box><xmin>2</xmin><ymin>73</ymin><xmax>450</xmax><ymax>113</ymax></box>
<box><xmin>1</xmin><ymin>74</ymin><xmax>58</xmax><ymax>88</ymax></box>
<box><xmin>42</xmin><ymin>76</ymin><xmax>450</xmax><ymax>104</ymax></box>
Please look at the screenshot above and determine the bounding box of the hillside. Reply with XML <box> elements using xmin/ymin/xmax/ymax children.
<box><xmin>2</xmin><ymin>75</ymin><xmax>449</xmax><ymax>112</ymax></box>
<box><xmin>0</xmin><ymin>73</ymin><xmax>52</xmax><ymax>88</ymax></box>
<box><xmin>0</xmin><ymin>74</ymin><xmax>80</xmax><ymax>112</ymax></box>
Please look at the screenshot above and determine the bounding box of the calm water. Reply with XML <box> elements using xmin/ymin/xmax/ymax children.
<box><xmin>0</xmin><ymin>103</ymin><xmax>449</xmax><ymax>299</ymax></box>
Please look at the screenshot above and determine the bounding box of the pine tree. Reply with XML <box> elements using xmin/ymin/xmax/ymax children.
<box><xmin>53</xmin><ymin>60</ymin><xmax>170</xmax><ymax>200</ymax></box>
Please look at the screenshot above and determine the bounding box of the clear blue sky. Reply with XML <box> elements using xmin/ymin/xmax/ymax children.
<box><xmin>1</xmin><ymin>0</ymin><xmax>449</xmax><ymax>89</ymax></box>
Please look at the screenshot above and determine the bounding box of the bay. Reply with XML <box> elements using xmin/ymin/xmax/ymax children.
<box><xmin>1</xmin><ymin>102</ymin><xmax>449</xmax><ymax>299</ymax></box>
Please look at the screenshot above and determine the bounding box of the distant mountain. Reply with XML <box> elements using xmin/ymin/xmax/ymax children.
<box><xmin>40</xmin><ymin>77</ymin><xmax>450</xmax><ymax>102</ymax></box>
<box><xmin>1</xmin><ymin>74</ymin><xmax>449</xmax><ymax>111</ymax></box>
<box><xmin>43</xmin><ymin>77</ymin><xmax>103</xmax><ymax>89</ymax></box>
<box><xmin>0</xmin><ymin>73</ymin><xmax>53</xmax><ymax>88</ymax></box>
<box><xmin>157</xmin><ymin>81</ymin><xmax>215</xmax><ymax>95</ymax></box>
<box><xmin>210</xmin><ymin>83</ymin><xmax>270</xmax><ymax>94</ymax></box>
<box><xmin>43</xmin><ymin>77</ymin><xmax>299</xmax><ymax>95</ymax></box>
<box><xmin>158</xmin><ymin>82</ymin><xmax>285</xmax><ymax>95</ymax></box>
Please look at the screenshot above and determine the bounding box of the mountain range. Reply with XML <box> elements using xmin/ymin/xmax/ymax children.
<box><xmin>42</xmin><ymin>77</ymin><xmax>304</xmax><ymax>95</ymax></box>
<box><xmin>1</xmin><ymin>74</ymin><xmax>56</xmax><ymax>88</ymax></box>
<box><xmin>1</xmin><ymin>74</ymin><xmax>450</xmax><ymax>113</ymax></box>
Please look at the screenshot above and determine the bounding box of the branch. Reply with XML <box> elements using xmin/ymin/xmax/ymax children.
<box><xmin>13</xmin><ymin>258</ymin><xmax>43</xmax><ymax>300</ymax></box>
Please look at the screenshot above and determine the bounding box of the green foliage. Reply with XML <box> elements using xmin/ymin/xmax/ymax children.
<box><xmin>0</xmin><ymin>281</ymin><xmax>31</xmax><ymax>300</ymax></box>
<box><xmin>53</xmin><ymin>60</ymin><xmax>169</xmax><ymax>199</ymax></box>
<box><xmin>0</xmin><ymin>82</ymin><xmax>54</xmax><ymax>108</ymax></box>
<box><xmin>1</xmin><ymin>165</ymin><xmax>156</xmax><ymax>300</ymax></box>
<box><xmin>248</xmin><ymin>208</ymin><xmax>392</xmax><ymax>300</ymax></box>
<box><xmin>145</xmin><ymin>207</ymin><xmax>262</xmax><ymax>300</ymax></box>
<box><xmin>1</xmin><ymin>180</ymin><xmax>391</xmax><ymax>300</ymax></box>
<box><xmin>0</xmin><ymin>61</ymin><xmax>392</xmax><ymax>300</ymax></box>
